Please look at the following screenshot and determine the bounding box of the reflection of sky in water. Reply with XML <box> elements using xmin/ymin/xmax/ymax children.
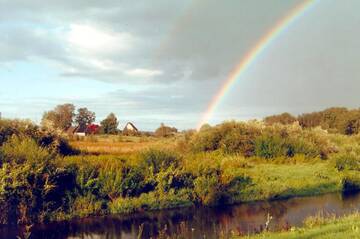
<box><xmin>2</xmin><ymin>192</ymin><xmax>360</xmax><ymax>239</ymax></box>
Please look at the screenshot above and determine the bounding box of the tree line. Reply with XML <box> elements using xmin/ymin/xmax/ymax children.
<box><xmin>264</xmin><ymin>107</ymin><xmax>360</xmax><ymax>135</ymax></box>
<box><xmin>41</xmin><ymin>103</ymin><xmax>178</xmax><ymax>136</ymax></box>
<box><xmin>41</xmin><ymin>103</ymin><xmax>119</xmax><ymax>134</ymax></box>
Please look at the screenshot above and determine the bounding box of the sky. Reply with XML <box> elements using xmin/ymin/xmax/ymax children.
<box><xmin>1</xmin><ymin>0</ymin><xmax>360</xmax><ymax>131</ymax></box>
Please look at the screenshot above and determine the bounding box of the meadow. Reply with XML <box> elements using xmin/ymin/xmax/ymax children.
<box><xmin>68</xmin><ymin>135</ymin><xmax>167</xmax><ymax>155</ymax></box>
<box><xmin>1</xmin><ymin>117</ymin><xmax>360</xmax><ymax>238</ymax></box>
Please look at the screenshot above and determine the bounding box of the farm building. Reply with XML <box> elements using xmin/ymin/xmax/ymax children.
<box><xmin>66</xmin><ymin>126</ymin><xmax>86</xmax><ymax>137</ymax></box>
<box><xmin>67</xmin><ymin>124</ymin><xmax>100</xmax><ymax>136</ymax></box>
<box><xmin>123</xmin><ymin>122</ymin><xmax>139</xmax><ymax>135</ymax></box>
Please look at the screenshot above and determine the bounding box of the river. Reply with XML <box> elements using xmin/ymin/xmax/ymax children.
<box><xmin>2</xmin><ymin>192</ymin><xmax>360</xmax><ymax>239</ymax></box>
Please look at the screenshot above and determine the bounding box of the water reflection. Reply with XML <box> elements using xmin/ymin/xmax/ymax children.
<box><xmin>2</xmin><ymin>192</ymin><xmax>360</xmax><ymax>239</ymax></box>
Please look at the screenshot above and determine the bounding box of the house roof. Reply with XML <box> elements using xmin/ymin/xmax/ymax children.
<box><xmin>66</xmin><ymin>125</ymin><xmax>86</xmax><ymax>134</ymax></box>
<box><xmin>123</xmin><ymin>122</ymin><xmax>138</xmax><ymax>131</ymax></box>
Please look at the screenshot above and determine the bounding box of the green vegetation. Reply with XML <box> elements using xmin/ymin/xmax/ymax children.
<box><xmin>100</xmin><ymin>113</ymin><xmax>119</xmax><ymax>134</ymax></box>
<box><xmin>74</xmin><ymin>107</ymin><xmax>96</xmax><ymax>131</ymax></box>
<box><xmin>265</xmin><ymin>107</ymin><xmax>360</xmax><ymax>135</ymax></box>
<box><xmin>0</xmin><ymin>136</ymin><xmax>77</xmax><ymax>225</ymax></box>
<box><xmin>41</xmin><ymin>103</ymin><xmax>75</xmax><ymax>130</ymax></box>
<box><xmin>236</xmin><ymin>213</ymin><xmax>360</xmax><ymax>239</ymax></box>
<box><xmin>155</xmin><ymin>123</ymin><xmax>178</xmax><ymax>137</ymax></box>
<box><xmin>2</xmin><ymin>108</ymin><xmax>360</xmax><ymax>229</ymax></box>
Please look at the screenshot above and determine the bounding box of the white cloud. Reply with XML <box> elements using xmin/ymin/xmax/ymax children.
<box><xmin>125</xmin><ymin>68</ymin><xmax>162</xmax><ymax>78</ymax></box>
<box><xmin>67</xmin><ymin>24</ymin><xmax>134</xmax><ymax>54</ymax></box>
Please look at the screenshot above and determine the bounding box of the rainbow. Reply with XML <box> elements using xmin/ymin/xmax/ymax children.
<box><xmin>197</xmin><ymin>0</ymin><xmax>318</xmax><ymax>130</ymax></box>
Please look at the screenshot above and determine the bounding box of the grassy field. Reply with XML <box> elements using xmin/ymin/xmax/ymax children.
<box><xmin>69</xmin><ymin>135</ymin><xmax>175</xmax><ymax>154</ymax></box>
<box><xmin>237</xmin><ymin>213</ymin><xmax>360</xmax><ymax>239</ymax></box>
<box><xmin>231</xmin><ymin>161</ymin><xmax>342</xmax><ymax>202</ymax></box>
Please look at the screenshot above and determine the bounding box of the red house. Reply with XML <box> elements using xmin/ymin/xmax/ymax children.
<box><xmin>86</xmin><ymin>124</ymin><xmax>100</xmax><ymax>135</ymax></box>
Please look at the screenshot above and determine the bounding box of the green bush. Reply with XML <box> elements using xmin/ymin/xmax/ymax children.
<box><xmin>220</xmin><ymin>128</ymin><xmax>258</xmax><ymax>156</ymax></box>
<box><xmin>254</xmin><ymin>135</ymin><xmax>285</xmax><ymax>158</ymax></box>
<box><xmin>189</xmin><ymin>121</ymin><xmax>332</xmax><ymax>159</ymax></box>
<box><xmin>139</xmin><ymin>149</ymin><xmax>180</xmax><ymax>174</ymax></box>
<box><xmin>0</xmin><ymin>119</ymin><xmax>77</xmax><ymax>155</ymax></box>
<box><xmin>0</xmin><ymin>136</ymin><xmax>77</xmax><ymax>225</ymax></box>
<box><xmin>190</xmin><ymin>127</ymin><xmax>223</xmax><ymax>152</ymax></box>
<box><xmin>193</xmin><ymin>171</ymin><xmax>224</xmax><ymax>206</ymax></box>
<box><xmin>62</xmin><ymin>155</ymin><xmax>155</xmax><ymax>200</ymax></box>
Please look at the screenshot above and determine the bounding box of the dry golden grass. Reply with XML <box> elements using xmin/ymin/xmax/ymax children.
<box><xmin>70</xmin><ymin>140</ymin><xmax>157</xmax><ymax>154</ymax></box>
<box><xmin>69</xmin><ymin>135</ymin><xmax>177</xmax><ymax>154</ymax></box>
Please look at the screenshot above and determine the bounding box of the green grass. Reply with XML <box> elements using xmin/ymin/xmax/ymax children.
<box><xmin>235</xmin><ymin>162</ymin><xmax>342</xmax><ymax>202</ymax></box>
<box><xmin>237</xmin><ymin>213</ymin><xmax>360</xmax><ymax>239</ymax></box>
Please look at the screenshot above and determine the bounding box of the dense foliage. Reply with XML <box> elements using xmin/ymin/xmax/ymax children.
<box><xmin>192</xmin><ymin>121</ymin><xmax>332</xmax><ymax>159</ymax></box>
<box><xmin>0</xmin><ymin>119</ymin><xmax>76</xmax><ymax>155</ymax></box>
<box><xmin>100</xmin><ymin>113</ymin><xmax>119</xmax><ymax>134</ymax></box>
<box><xmin>75</xmin><ymin>107</ymin><xmax>96</xmax><ymax>131</ymax></box>
<box><xmin>155</xmin><ymin>123</ymin><xmax>178</xmax><ymax>137</ymax></box>
<box><xmin>265</xmin><ymin>107</ymin><xmax>360</xmax><ymax>135</ymax></box>
<box><xmin>41</xmin><ymin>103</ymin><xmax>75</xmax><ymax>130</ymax></box>
<box><xmin>0</xmin><ymin>136</ymin><xmax>77</xmax><ymax>225</ymax></box>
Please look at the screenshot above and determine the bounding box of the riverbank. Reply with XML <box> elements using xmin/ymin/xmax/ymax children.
<box><xmin>59</xmin><ymin>153</ymin><xmax>348</xmax><ymax>219</ymax></box>
<box><xmin>237</xmin><ymin>212</ymin><xmax>360</xmax><ymax>239</ymax></box>
<box><xmin>4</xmin><ymin>192</ymin><xmax>360</xmax><ymax>239</ymax></box>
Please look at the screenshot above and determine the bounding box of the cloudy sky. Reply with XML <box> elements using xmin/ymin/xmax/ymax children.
<box><xmin>1</xmin><ymin>0</ymin><xmax>360</xmax><ymax>130</ymax></box>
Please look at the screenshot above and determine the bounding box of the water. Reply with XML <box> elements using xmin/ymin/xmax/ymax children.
<box><xmin>2</xmin><ymin>192</ymin><xmax>360</xmax><ymax>239</ymax></box>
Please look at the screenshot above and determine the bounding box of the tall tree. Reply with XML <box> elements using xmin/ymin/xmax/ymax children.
<box><xmin>100</xmin><ymin>113</ymin><xmax>119</xmax><ymax>134</ymax></box>
<box><xmin>154</xmin><ymin>123</ymin><xmax>178</xmax><ymax>137</ymax></box>
<box><xmin>75</xmin><ymin>108</ymin><xmax>95</xmax><ymax>130</ymax></box>
<box><xmin>41</xmin><ymin>103</ymin><xmax>75</xmax><ymax>130</ymax></box>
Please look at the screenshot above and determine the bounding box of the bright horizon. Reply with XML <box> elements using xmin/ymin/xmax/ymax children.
<box><xmin>1</xmin><ymin>0</ymin><xmax>360</xmax><ymax>131</ymax></box>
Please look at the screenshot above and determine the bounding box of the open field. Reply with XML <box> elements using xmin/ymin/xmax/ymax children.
<box><xmin>69</xmin><ymin>135</ymin><xmax>176</xmax><ymax>154</ymax></box>
<box><xmin>230</xmin><ymin>161</ymin><xmax>342</xmax><ymax>202</ymax></box>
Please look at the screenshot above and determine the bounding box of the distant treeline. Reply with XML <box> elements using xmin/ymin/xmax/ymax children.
<box><xmin>264</xmin><ymin>107</ymin><xmax>360</xmax><ymax>135</ymax></box>
<box><xmin>41</xmin><ymin>103</ymin><xmax>178</xmax><ymax>137</ymax></box>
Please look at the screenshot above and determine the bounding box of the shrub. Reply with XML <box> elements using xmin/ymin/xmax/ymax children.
<box><xmin>193</xmin><ymin>172</ymin><xmax>222</xmax><ymax>206</ymax></box>
<box><xmin>254</xmin><ymin>135</ymin><xmax>285</xmax><ymax>158</ymax></box>
<box><xmin>0</xmin><ymin>119</ymin><xmax>77</xmax><ymax>155</ymax></box>
<box><xmin>139</xmin><ymin>149</ymin><xmax>180</xmax><ymax>174</ymax></box>
<box><xmin>189</xmin><ymin>121</ymin><xmax>332</xmax><ymax>159</ymax></box>
<box><xmin>154</xmin><ymin>123</ymin><xmax>178</xmax><ymax>137</ymax></box>
<box><xmin>190</xmin><ymin>127</ymin><xmax>223</xmax><ymax>152</ymax></box>
<box><xmin>220</xmin><ymin>128</ymin><xmax>258</xmax><ymax>156</ymax></box>
<box><xmin>0</xmin><ymin>136</ymin><xmax>77</xmax><ymax>225</ymax></box>
<box><xmin>63</xmin><ymin>155</ymin><xmax>155</xmax><ymax>200</ymax></box>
